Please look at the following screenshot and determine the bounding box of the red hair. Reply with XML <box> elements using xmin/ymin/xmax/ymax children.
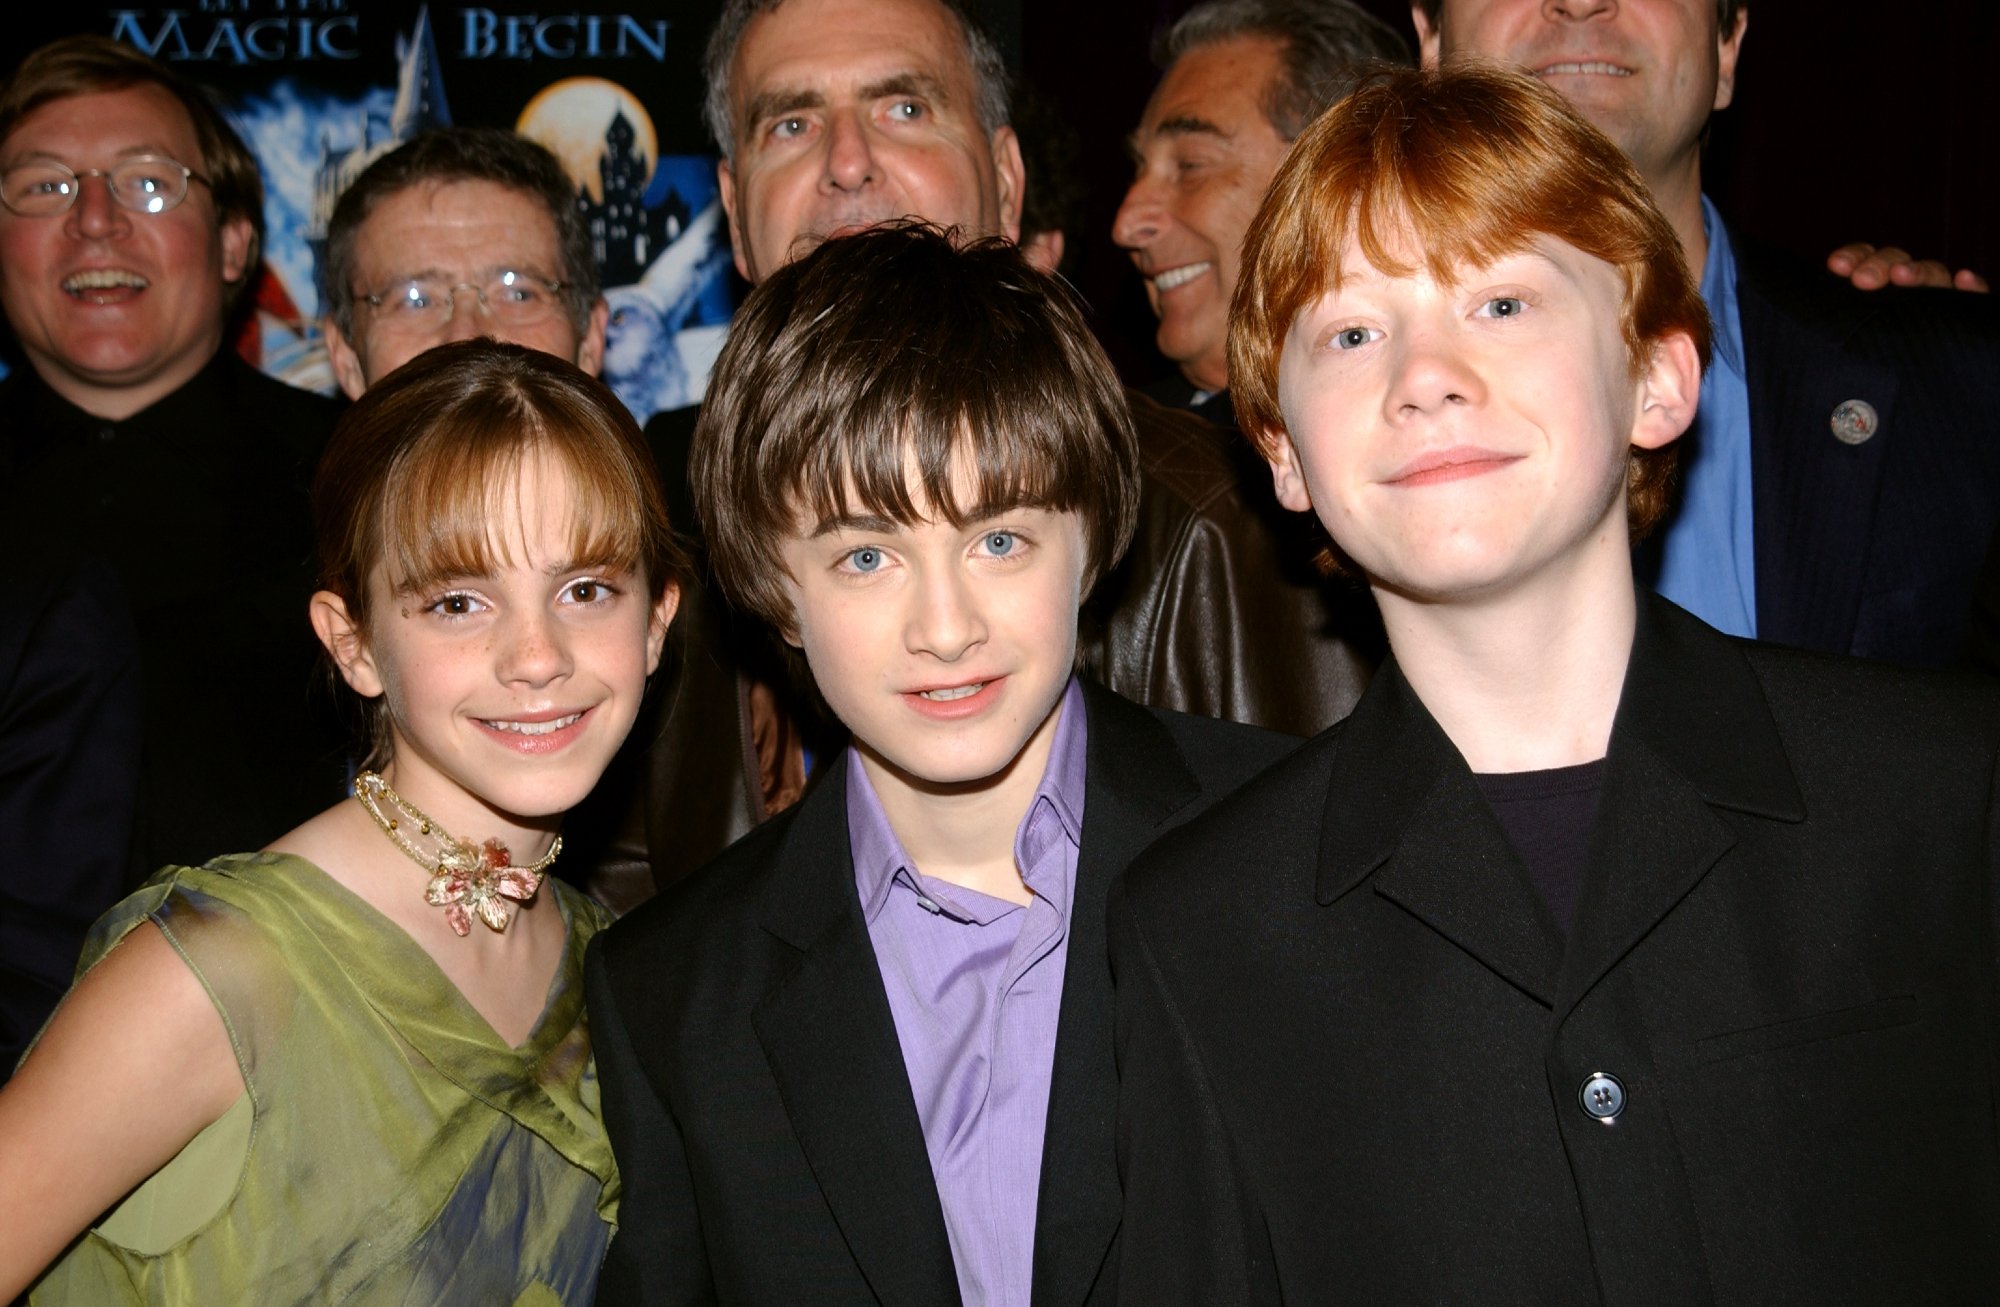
<box><xmin>1228</xmin><ymin>60</ymin><xmax>1710</xmax><ymax>539</ymax></box>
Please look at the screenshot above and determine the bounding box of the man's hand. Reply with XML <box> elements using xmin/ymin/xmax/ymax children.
<box><xmin>1827</xmin><ymin>243</ymin><xmax>1989</xmax><ymax>293</ymax></box>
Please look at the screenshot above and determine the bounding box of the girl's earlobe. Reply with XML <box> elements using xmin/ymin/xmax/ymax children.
<box><xmin>309</xmin><ymin>591</ymin><xmax>385</xmax><ymax>698</ymax></box>
<box><xmin>646</xmin><ymin>584</ymin><xmax>681</xmax><ymax>676</ymax></box>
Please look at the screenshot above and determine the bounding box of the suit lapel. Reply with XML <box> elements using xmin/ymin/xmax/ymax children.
<box><xmin>751</xmin><ymin>756</ymin><xmax>962</xmax><ymax>1307</ymax></box>
<box><xmin>1033</xmin><ymin>683</ymin><xmax>1203</xmax><ymax>1306</ymax></box>
<box><xmin>1554</xmin><ymin>598</ymin><xmax>1807</xmax><ymax>1021</ymax></box>
<box><xmin>1319</xmin><ymin>605</ymin><xmax>1807</xmax><ymax>1020</ymax></box>
<box><xmin>1551</xmin><ymin>741</ymin><xmax>1738</xmax><ymax>1021</ymax></box>
<box><xmin>1737</xmin><ymin>246</ymin><xmax>1900</xmax><ymax>654</ymax></box>
<box><xmin>1319</xmin><ymin>662</ymin><xmax>1563</xmax><ymax>1007</ymax></box>
<box><xmin>746</xmin><ymin>689</ymin><xmax>1208</xmax><ymax>1307</ymax></box>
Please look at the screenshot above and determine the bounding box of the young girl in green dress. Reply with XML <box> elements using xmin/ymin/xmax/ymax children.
<box><xmin>0</xmin><ymin>339</ymin><xmax>680</xmax><ymax>1304</ymax></box>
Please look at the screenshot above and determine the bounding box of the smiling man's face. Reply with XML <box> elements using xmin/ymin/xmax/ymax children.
<box><xmin>1114</xmin><ymin>34</ymin><xmax>1291</xmax><ymax>395</ymax></box>
<box><xmin>0</xmin><ymin>83</ymin><xmax>252</xmax><ymax>419</ymax></box>
<box><xmin>1414</xmin><ymin>0</ymin><xmax>1745</xmax><ymax>192</ymax></box>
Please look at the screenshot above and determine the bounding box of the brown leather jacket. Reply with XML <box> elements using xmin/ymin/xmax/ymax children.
<box><xmin>576</xmin><ymin>390</ymin><xmax>1382</xmax><ymax>911</ymax></box>
<box><xmin>1083</xmin><ymin>390</ymin><xmax>1381</xmax><ymax>730</ymax></box>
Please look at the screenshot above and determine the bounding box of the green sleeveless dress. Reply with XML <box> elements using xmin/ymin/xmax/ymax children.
<box><xmin>27</xmin><ymin>852</ymin><xmax>619</xmax><ymax>1306</ymax></box>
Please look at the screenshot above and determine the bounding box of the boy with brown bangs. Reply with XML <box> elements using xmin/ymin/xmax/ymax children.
<box><xmin>584</xmin><ymin>223</ymin><xmax>1293</xmax><ymax>1306</ymax></box>
<box><xmin>1109</xmin><ymin>64</ymin><xmax>2000</xmax><ymax>1303</ymax></box>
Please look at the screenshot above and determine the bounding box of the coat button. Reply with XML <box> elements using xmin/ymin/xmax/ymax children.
<box><xmin>1579</xmin><ymin>1072</ymin><xmax>1625</xmax><ymax>1121</ymax></box>
<box><xmin>1830</xmin><ymin>399</ymin><xmax>1879</xmax><ymax>445</ymax></box>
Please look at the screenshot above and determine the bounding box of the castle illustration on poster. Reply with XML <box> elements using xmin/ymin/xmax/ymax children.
<box><xmin>187</xmin><ymin>3</ymin><xmax>736</xmax><ymax>415</ymax></box>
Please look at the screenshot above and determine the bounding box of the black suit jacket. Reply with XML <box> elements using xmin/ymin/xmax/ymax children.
<box><xmin>587</xmin><ymin>682</ymin><xmax>1294</xmax><ymax>1305</ymax></box>
<box><xmin>1728</xmin><ymin>240</ymin><xmax>2000</xmax><ymax>666</ymax></box>
<box><xmin>1110</xmin><ymin>597</ymin><xmax>2000</xmax><ymax>1303</ymax></box>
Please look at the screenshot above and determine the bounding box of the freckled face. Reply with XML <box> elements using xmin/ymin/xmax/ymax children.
<box><xmin>717</xmin><ymin>0</ymin><xmax>1023</xmax><ymax>282</ymax></box>
<box><xmin>0</xmin><ymin>84</ymin><xmax>252</xmax><ymax>417</ymax></box>
<box><xmin>776</xmin><ymin>482</ymin><xmax>1086</xmax><ymax>798</ymax></box>
<box><xmin>330</xmin><ymin>450</ymin><xmax>675</xmax><ymax>833</ymax></box>
<box><xmin>1268</xmin><ymin>233</ymin><xmax>1689</xmax><ymax>603</ymax></box>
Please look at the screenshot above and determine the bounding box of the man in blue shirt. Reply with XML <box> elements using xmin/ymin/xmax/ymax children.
<box><xmin>1415</xmin><ymin>0</ymin><xmax>2000</xmax><ymax>666</ymax></box>
<box><xmin>1645</xmin><ymin>194</ymin><xmax>1755</xmax><ymax>636</ymax></box>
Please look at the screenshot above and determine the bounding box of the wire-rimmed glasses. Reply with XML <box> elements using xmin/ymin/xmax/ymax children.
<box><xmin>358</xmin><ymin>269</ymin><xmax>571</xmax><ymax>335</ymax></box>
<box><xmin>0</xmin><ymin>156</ymin><xmax>210</xmax><ymax>217</ymax></box>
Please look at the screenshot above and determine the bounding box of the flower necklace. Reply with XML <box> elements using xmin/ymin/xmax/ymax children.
<box><xmin>352</xmin><ymin>770</ymin><xmax>560</xmax><ymax>937</ymax></box>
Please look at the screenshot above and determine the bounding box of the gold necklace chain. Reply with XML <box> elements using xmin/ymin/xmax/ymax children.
<box><xmin>353</xmin><ymin>770</ymin><xmax>560</xmax><ymax>936</ymax></box>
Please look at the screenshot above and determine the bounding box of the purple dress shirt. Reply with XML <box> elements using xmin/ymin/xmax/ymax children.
<box><xmin>848</xmin><ymin>677</ymin><xmax>1088</xmax><ymax>1307</ymax></box>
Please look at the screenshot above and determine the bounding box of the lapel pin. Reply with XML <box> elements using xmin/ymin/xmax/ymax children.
<box><xmin>1830</xmin><ymin>398</ymin><xmax>1879</xmax><ymax>446</ymax></box>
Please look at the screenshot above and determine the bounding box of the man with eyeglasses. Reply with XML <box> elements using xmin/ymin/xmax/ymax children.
<box><xmin>0</xmin><ymin>36</ymin><xmax>345</xmax><ymax>1051</ymax></box>
<box><xmin>320</xmin><ymin>127</ymin><xmax>606</xmax><ymax>398</ymax></box>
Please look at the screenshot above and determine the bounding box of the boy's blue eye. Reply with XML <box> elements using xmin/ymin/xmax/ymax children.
<box><xmin>982</xmin><ymin>531</ymin><xmax>1016</xmax><ymax>556</ymax></box>
<box><xmin>1480</xmin><ymin>296</ymin><xmax>1526</xmax><ymax>318</ymax></box>
<box><xmin>1334</xmin><ymin>326</ymin><xmax>1380</xmax><ymax>350</ymax></box>
<box><xmin>848</xmin><ymin>547</ymin><xmax>883</xmax><ymax>573</ymax></box>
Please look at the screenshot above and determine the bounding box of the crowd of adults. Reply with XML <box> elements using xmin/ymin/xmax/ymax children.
<box><xmin>3</xmin><ymin>0</ymin><xmax>1996</xmax><ymax>1082</ymax></box>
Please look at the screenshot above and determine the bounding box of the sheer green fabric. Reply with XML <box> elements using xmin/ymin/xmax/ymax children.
<box><xmin>28</xmin><ymin>853</ymin><xmax>619</xmax><ymax>1306</ymax></box>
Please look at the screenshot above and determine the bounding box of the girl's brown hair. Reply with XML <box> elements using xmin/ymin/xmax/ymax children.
<box><xmin>313</xmin><ymin>339</ymin><xmax>683</xmax><ymax>762</ymax></box>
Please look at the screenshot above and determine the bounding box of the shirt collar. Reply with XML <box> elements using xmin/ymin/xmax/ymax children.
<box><xmin>1022</xmin><ymin>676</ymin><xmax>1088</xmax><ymax>855</ymax></box>
<box><xmin>1697</xmin><ymin>194</ymin><xmax>1747</xmax><ymax>379</ymax></box>
<box><xmin>850</xmin><ymin>676</ymin><xmax>1089</xmax><ymax>923</ymax></box>
<box><xmin>848</xmin><ymin>756</ymin><xmax>908</xmax><ymax>922</ymax></box>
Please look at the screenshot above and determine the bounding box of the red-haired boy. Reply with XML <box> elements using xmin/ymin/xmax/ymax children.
<box><xmin>1110</xmin><ymin>63</ymin><xmax>2000</xmax><ymax>1301</ymax></box>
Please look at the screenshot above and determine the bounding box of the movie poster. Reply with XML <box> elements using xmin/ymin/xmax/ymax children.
<box><xmin>14</xmin><ymin>0</ymin><xmax>735</xmax><ymax>419</ymax></box>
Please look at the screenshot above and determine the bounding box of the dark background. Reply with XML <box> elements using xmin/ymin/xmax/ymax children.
<box><xmin>1019</xmin><ymin>0</ymin><xmax>2000</xmax><ymax>387</ymax></box>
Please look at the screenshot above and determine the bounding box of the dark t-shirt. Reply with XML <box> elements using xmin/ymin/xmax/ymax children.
<box><xmin>1474</xmin><ymin>759</ymin><xmax>1607</xmax><ymax>937</ymax></box>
